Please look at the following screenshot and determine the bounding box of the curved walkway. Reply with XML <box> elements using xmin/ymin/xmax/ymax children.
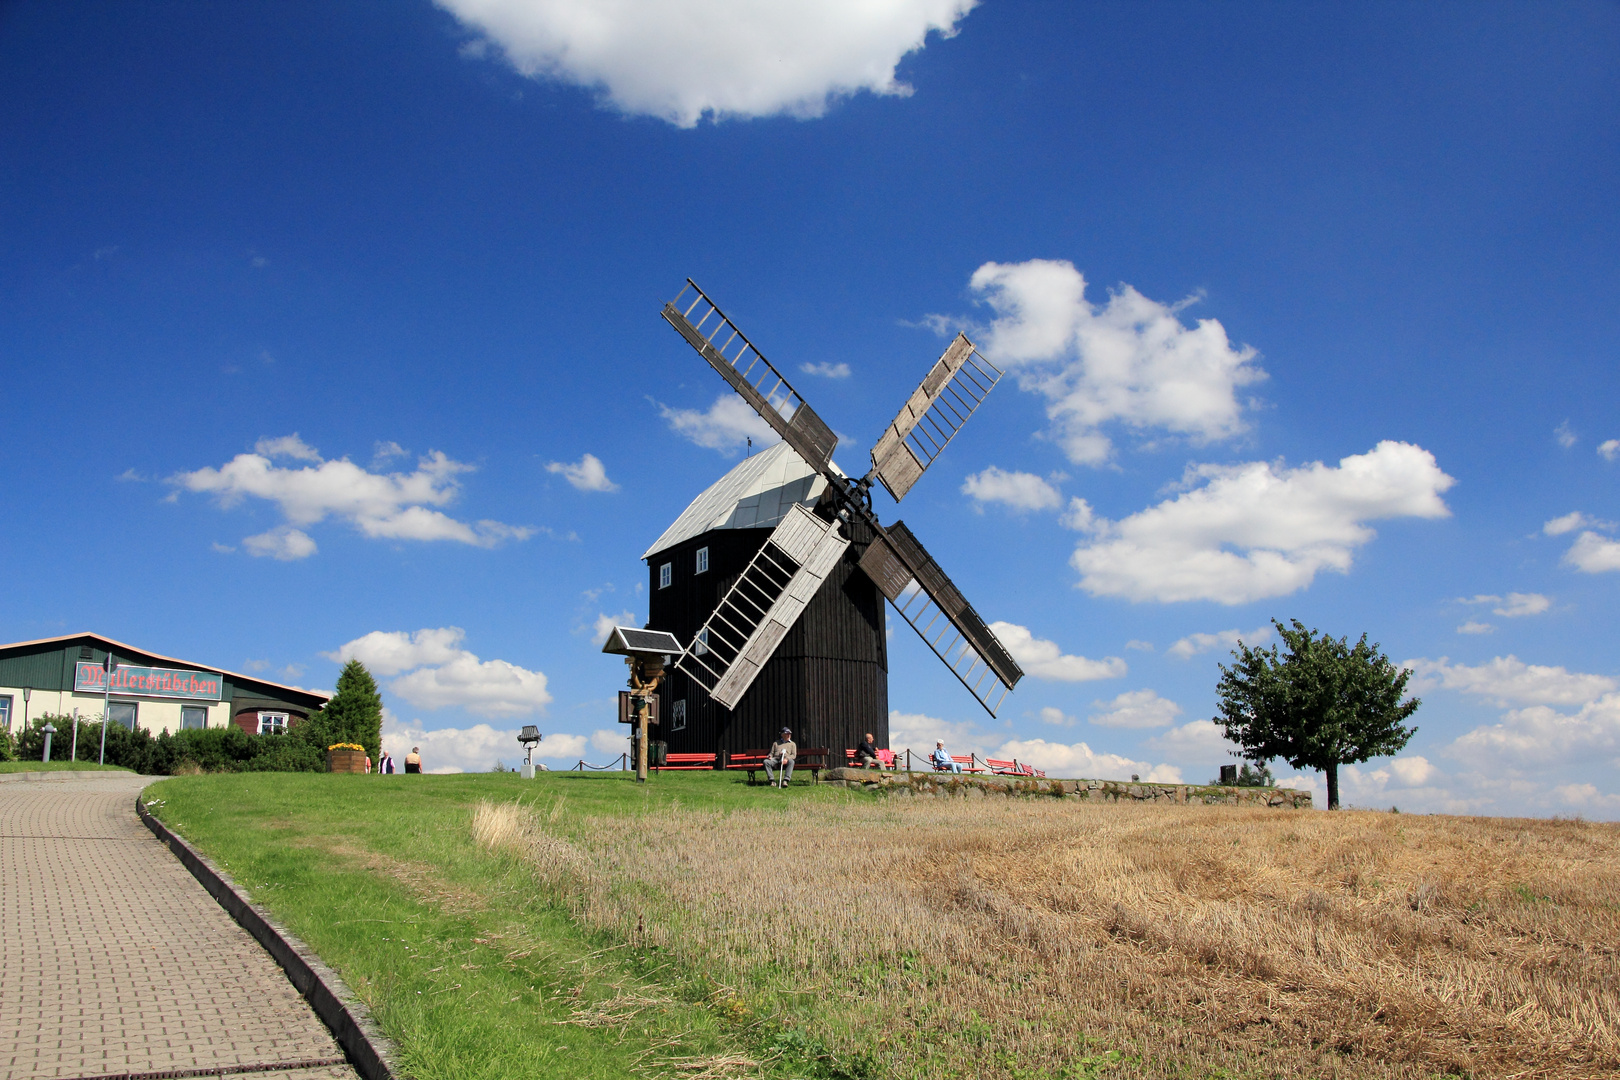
<box><xmin>0</xmin><ymin>771</ymin><xmax>355</xmax><ymax>1080</ymax></box>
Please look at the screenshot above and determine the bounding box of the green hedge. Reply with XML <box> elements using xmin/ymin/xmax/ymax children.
<box><xmin>15</xmin><ymin>714</ymin><xmax>325</xmax><ymax>775</ymax></box>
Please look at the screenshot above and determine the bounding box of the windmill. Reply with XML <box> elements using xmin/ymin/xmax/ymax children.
<box><xmin>643</xmin><ymin>279</ymin><xmax>1023</xmax><ymax>760</ymax></box>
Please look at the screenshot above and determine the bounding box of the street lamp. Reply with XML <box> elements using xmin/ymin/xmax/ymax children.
<box><xmin>20</xmin><ymin>687</ymin><xmax>30</xmax><ymax>736</ymax></box>
<box><xmin>40</xmin><ymin>722</ymin><xmax>56</xmax><ymax>763</ymax></box>
<box><xmin>517</xmin><ymin>725</ymin><xmax>541</xmax><ymax>779</ymax></box>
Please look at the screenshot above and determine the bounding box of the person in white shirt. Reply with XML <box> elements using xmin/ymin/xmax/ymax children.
<box><xmin>931</xmin><ymin>740</ymin><xmax>962</xmax><ymax>773</ymax></box>
<box><xmin>764</xmin><ymin>728</ymin><xmax>796</xmax><ymax>788</ymax></box>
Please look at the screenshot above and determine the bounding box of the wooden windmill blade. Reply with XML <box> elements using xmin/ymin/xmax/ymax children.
<box><xmin>858</xmin><ymin>522</ymin><xmax>1023</xmax><ymax>717</ymax></box>
<box><xmin>662</xmin><ymin>279</ymin><xmax>839</xmax><ymax>474</ymax></box>
<box><xmin>675</xmin><ymin>504</ymin><xmax>850</xmax><ymax>709</ymax></box>
<box><xmin>869</xmin><ymin>333</ymin><xmax>1003</xmax><ymax>502</ymax></box>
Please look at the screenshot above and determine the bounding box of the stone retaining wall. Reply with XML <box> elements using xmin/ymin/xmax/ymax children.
<box><xmin>820</xmin><ymin>767</ymin><xmax>1312</xmax><ymax>808</ymax></box>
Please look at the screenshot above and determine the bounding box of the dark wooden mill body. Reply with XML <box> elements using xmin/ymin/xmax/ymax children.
<box><xmin>645</xmin><ymin>507</ymin><xmax>888</xmax><ymax>759</ymax></box>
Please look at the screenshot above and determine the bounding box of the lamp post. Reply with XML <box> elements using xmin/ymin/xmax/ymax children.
<box><xmin>518</xmin><ymin>725</ymin><xmax>541</xmax><ymax>779</ymax></box>
<box><xmin>40</xmin><ymin>723</ymin><xmax>56</xmax><ymax>763</ymax></box>
<box><xmin>99</xmin><ymin>652</ymin><xmax>114</xmax><ymax>766</ymax></box>
<box><xmin>20</xmin><ymin>686</ymin><xmax>30</xmax><ymax>736</ymax></box>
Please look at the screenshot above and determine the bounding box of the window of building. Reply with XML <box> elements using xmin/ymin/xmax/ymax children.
<box><xmin>180</xmin><ymin>706</ymin><xmax>208</xmax><ymax>731</ymax></box>
<box><xmin>695</xmin><ymin>546</ymin><xmax>709</xmax><ymax>574</ymax></box>
<box><xmin>257</xmin><ymin>711</ymin><xmax>289</xmax><ymax>735</ymax></box>
<box><xmin>659</xmin><ymin>562</ymin><xmax>672</xmax><ymax>588</ymax></box>
<box><xmin>695</xmin><ymin>628</ymin><xmax>710</xmax><ymax>656</ymax></box>
<box><xmin>107</xmin><ymin>702</ymin><xmax>137</xmax><ymax>730</ymax></box>
<box><xmin>671</xmin><ymin>699</ymin><xmax>687</xmax><ymax>732</ymax></box>
<box><xmin>0</xmin><ymin>696</ymin><xmax>10</xmax><ymax>730</ymax></box>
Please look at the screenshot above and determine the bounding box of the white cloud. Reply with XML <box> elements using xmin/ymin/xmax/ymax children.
<box><xmin>381</xmin><ymin>711</ymin><xmax>517</xmax><ymax>774</ymax></box>
<box><xmin>1087</xmin><ymin>688</ymin><xmax>1182</xmax><ymax>729</ymax></box>
<box><xmin>546</xmin><ymin>452</ymin><xmax>620</xmax><ymax>492</ymax></box>
<box><xmin>437</xmin><ymin>0</ymin><xmax>977</xmax><ymax>127</ymax></box>
<box><xmin>1459</xmin><ymin>592</ymin><xmax>1551</xmax><ymax>617</ymax></box>
<box><xmin>1167</xmin><ymin>624</ymin><xmax>1272</xmax><ymax>660</ymax></box>
<box><xmin>1124</xmin><ymin>639</ymin><xmax>1154</xmax><ymax>652</ymax></box>
<box><xmin>1457</xmin><ymin>621</ymin><xmax>1495</xmax><ymax>635</ymax></box>
<box><xmin>1564</xmin><ymin>531</ymin><xmax>1620</xmax><ymax>574</ymax></box>
<box><xmin>173</xmin><ymin>442</ymin><xmax>531</xmax><ymax>552</ymax></box>
<box><xmin>1070</xmin><ymin>441</ymin><xmax>1454</xmax><ymax>604</ymax></box>
<box><xmin>1036</xmin><ymin>706</ymin><xmax>1075</xmax><ymax>726</ymax></box>
<box><xmin>590</xmin><ymin>728</ymin><xmax>629</xmax><ymax>755</ymax></box>
<box><xmin>591</xmin><ymin>611</ymin><xmax>637</xmax><ymax>645</ymax></box>
<box><xmin>328</xmin><ymin>627</ymin><xmax>469</xmax><ymax>676</ymax></box>
<box><xmin>331</xmin><ymin>626</ymin><xmax>553</xmax><ymax>718</ymax></box>
<box><xmin>1552</xmin><ymin>783</ymin><xmax>1620</xmax><ymax>810</ymax></box>
<box><xmin>889</xmin><ymin>709</ymin><xmax>994</xmax><ymax>756</ymax></box>
<box><xmin>801</xmin><ymin>361</ymin><xmax>851</xmax><ymax>379</ymax></box>
<box><xmin>1543</xmin><ymin>511</ymin><xmax>1606</xmax><ymax>536</ymax></box>
<box><xmin>1404</xmin><ymin>655</ymin><xmax>1617</xmax><ymax>708</ymax></box>
<box><xmin>242</xmin><ymin>525</ymin><xmax>318</xmax><ymax>561</ymax></box>
<box><xmin>1447</xmin><ymin>693</ymin><xmax>1620</xmax><ymax>773</ymax></box>
<box><xmin>988</xmin><ymin>622</ymin><xmax>1126</xmax><ymax>681</ymax></box>
<box><xmin>960</xmin><ymin>259</ymin><xmax>1267</xmax><ymax>465</ymax></box>
<box><xmin>1555</xmin><ymin>420</ymin><xmax>1577</xmax><ymax>449</ymax></box>
<box><xmin>656</xmin><ymin>394</ymin><xmax>779</xmax><ymax>455</ymax></box>
<box><xmin>1059</xmin><ymin>497</ymin><xmax>1098</xmax><ymax>532</ymax></box>
<box><xmin>992</xmin><ymin>738</ymin><xmax>1181</xmax><ymax>783</ymax></box>
<box><xmin>1146</xmin><ymin>719</ymin><xmax>1237</xmax><ymax>763</ymax></box>
<box><xmin>373</xmin><ymin>440</ymin><xmax>408</xmax><ymax>463</ymax></box>
<box><xmin>961</xmin><ymin>467</ymin><xmax>1063</xmax><ymax>512</ymax></box>
<box><xmin>254</xmin><ymin>433</ymin><xmax>322</xmax><ymax>462</ymax></box>
<box><xmin>1599</xmin><ymin>439</ymin><xmax>1620</xmax><ymax>462</ymax></box>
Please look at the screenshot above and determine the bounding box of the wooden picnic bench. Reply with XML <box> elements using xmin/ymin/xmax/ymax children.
<box><xmin>725</xmin><ymin>747</ymin><xmax>829</xmax><ymax>785</ymax></box>
<box><xmin>843</xmin><ymin>747</ymin><xmax>896</xmax><ymax>769</ymax></box>
<box><xmin>930</xmin><ymin>753</ymin><xmax>985</xmax><ymax>773</ymax></box>
<box><xmin>653</xmin><ymin>752</ymin><xmax>718</xmax><ymax>772</ymax></box>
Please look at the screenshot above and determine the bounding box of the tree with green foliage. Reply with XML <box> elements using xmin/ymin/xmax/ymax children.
<box><xmin>308</xmin><ymin>659</ymin><xmax>384</xmax><ymax>761</ymax></box>
<box><xmin>1212</xmin><ymin>619</ymin><xmax>1419</xmax><ymax>810</ymax></box>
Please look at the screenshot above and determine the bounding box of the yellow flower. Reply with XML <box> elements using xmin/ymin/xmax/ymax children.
<box><xmin>328</xmin><ymin>743</ymin><xmax>366</xmax><ymax>752</ymax></box>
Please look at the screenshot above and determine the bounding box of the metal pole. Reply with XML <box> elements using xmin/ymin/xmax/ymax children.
<box><xmin>20</xmin><ymin>687</ymin><xmax>29</xmax><ymax>737</ymax></box>
<box><xmin>71</xmin><ymin>708</ymin><xmax>79</xmax><ymax>762</ymax></box>
<box><xmin>99</xmin><ymin>652</ymin><xmax>113</xmax><ymax>765</ymax></box>
<box><xmin>41</xmin><ymin>724</ymin><xmax>54</xmax><ymax>763</ymax></box>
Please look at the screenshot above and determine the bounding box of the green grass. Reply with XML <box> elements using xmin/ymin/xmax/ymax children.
<box><xmin>145</xmin><ymin>769</ymin><xmax>849</xmax><ymax>1080</ymax></box>
<box><xmin>0</xmin><ymin>760</ymin><xmax>135</xmax><ymax>773</ymax></box>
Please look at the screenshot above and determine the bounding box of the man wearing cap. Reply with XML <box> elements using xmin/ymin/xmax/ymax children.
<box><xmin>764</xmin><ymin>727</ymin><xmax>796</xmax><ymax>788</ymax></box>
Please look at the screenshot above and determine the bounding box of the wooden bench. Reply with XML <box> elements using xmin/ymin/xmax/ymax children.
<box><xmin>843</xmin><ymin>748</ymin><xmax>896</xmax><ymax>769</ymax></box>
<box><xmin>984</xmin><ymin>757</ymin><xmax>1046</xmax><ymax>778</ymax></box>
<box><xmin>653</xmin><ymin>752</ymin><xmax>717</xmax><ymax>772</ymax></box>
<box><xmin>725</xmin><ymin>747</ymin><xmax>828</xmax><ymax>785</ymax></box>
<box><xmin>930</xmin><ymin>753</ymin><xmax>985</xmax><ymax>773</ymax></box>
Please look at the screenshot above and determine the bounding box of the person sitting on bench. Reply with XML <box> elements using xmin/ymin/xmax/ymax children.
<box><xmin>931</xmin><ymin>740</ymin><xmax>962</xmax><ymax>773</ymax></box>
<box><xmin>764</xmin><ymin>728</ymin><xmax>796</xmax><ymax>787</ymax></box>
<box><xmin>855</xmin><ymin>733</ymin><xmax>880</xmax><ymax>768</ymax></box>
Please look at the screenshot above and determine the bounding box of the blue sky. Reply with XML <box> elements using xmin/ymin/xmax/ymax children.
<box><xmin>3</xmin><ymin>1</ymin><xmax>1617</xmax><ymax>814</ymax></box>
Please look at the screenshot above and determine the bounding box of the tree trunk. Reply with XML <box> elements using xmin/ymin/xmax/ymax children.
<box><xmin>1325</xmin><ymin>761</ymin><xmax>1340</xmax><ymax>810</ymax></box>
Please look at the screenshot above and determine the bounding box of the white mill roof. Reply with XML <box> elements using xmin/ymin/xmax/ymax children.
<box><xmin>642</xmin><ymin>441</ymin><xmax>841</xmax><ymax>560</ymax></box>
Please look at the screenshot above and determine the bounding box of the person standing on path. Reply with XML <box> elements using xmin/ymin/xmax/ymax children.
<box><xmin>404</xmin><ymin>747</ymin><xmax>421</xmax><ymax>773</ymax></box>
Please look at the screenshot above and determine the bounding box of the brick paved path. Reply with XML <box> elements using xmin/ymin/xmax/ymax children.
<box><xmin>0</xmin><ymin>771</ymin><xmax>356</xmax><ymax>1080</ymax></box>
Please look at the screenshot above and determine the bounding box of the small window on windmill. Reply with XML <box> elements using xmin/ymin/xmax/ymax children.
<box><xmin>671</xmin><ymin>699</ymin><xmax>687</xmax><ymax>731</ymax></box>
<box><xmin>695</xmin><ymin>628</ymin><xmax>710</xmax><ymax>656</ymax></box>
<box><xmin>695</xmin><ymin>546</ymin><xmax>709</xmax><ymax>574</ymax></box>
<box><xmin>659</xmin><ymin>562</ymin><xmax>672</xmax><ymax>589</ymax></box>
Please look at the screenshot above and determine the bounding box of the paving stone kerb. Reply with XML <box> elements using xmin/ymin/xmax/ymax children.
<box><xmin>0</xmin><ymin>771</ymin><xmax>369</xmax><ymax>1080</ymax></box>
<box><xmin>821</xmin><ymin>767</ymin><xmax>1314</xmax><ymax>808</ymax></box>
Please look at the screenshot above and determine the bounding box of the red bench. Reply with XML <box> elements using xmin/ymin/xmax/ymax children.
<box><xmin>725</xmin><ymin>747</ymin><xmax>828</xmax><ymax>785</ymax></box>
<box><xmin>930</xmin><ymin>753</ymin><xmax>985</xmax><ymax>773</ymax></box>
<box><xmin>654</xmin><ymin>752</ymin><xmax>717</xmax><ymax>772</ymax></box>
<box><xmin>843</xmin><ymin>748</ymin><xmax>896</xmax><ymax>769</ymax></box>
<box><xmin>984</xmin><ymin>757</ymin><xmax>1046</xmax><ymax>777</ymax></box>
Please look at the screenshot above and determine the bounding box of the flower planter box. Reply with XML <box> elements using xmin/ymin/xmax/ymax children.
<box><xmin>327</xmin><ymin>748</ymin><xmax>368</xmax><ymax>773</ymax></box>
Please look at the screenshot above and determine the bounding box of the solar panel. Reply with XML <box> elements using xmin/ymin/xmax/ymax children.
<box><xmin>601</xmin><ymin>627</ymin><xmax>685</xmax><ymax>657</ymax></box>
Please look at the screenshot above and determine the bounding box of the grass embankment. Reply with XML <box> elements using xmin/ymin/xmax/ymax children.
<box><xmin>148</xmin><ymin>771</ymin><xmax>1620</xmax><ymax>1080</ymax></box>
<box><xmin>0</xmin><ymin>760</ymin><xmax>134</xmax><ymax>773</ymax></box>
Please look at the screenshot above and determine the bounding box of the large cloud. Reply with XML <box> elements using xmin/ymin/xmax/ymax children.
<box><xmin>1403</xmin><ymin>655</ymin><xmax>1617</xmax><ymax>708</ymax></box>
<box><xmin>1167</xmin><ymin>624</ymin><xmax>1273</xmax><ymax>660</ymax></box>
<box><xmin>960</xmin><ymin>259</ymin><xmax>1266</xmax><ymax>465</ymax></box>
<box><xmin>330</xmin><ymin>627</ymin><xmax>553</xmax><ymax>717</ymax></box>
<box><xmin>438</xmin><ymin>0</ymin><xmax>976</xmax><ymax>127</ymax></box>
<box><xmin>1087</xmin><ymin>689</ymin><xmax>1182</xmax><ymax>729</ymax></box>
<box><xmin>1071</xmin><ymin>441</ymin><xmax>1454</xmax><ymax>604</ymax></box>
<box><xmin>381</xmin><ymin>709</ymin><xmax>618</xmax><ymax>773</ymax></box>
<box><xmin>1447</xmin><ymin>694</ymin><xmax>1620</xmax><ymax>773</ymax></box>
<box><xmin>172</xmin><ymin>437</ymin><xmax>530</xmax><ymax>557</ymax></box>
<box><xmin>988</xmin><ymin>622</ymin><xmax>1126</xmax><ymax>681</ymax></box>
<box><xmin>887</xmin><ymin>709</ymin><xmax>1179</xmax><ymax>781</ymax></box>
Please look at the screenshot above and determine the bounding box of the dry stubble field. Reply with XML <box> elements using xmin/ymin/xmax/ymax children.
<box><xmin>475</xmin><ymin>792</ymin><xmax>1620</xmax><ymax>1079</ymax></box>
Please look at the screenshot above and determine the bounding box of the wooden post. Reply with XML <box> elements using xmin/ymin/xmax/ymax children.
<box><xmin>635</xmin><ymin>695</ymin><xmax>649</xmax><ymax>783</ymax></box>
